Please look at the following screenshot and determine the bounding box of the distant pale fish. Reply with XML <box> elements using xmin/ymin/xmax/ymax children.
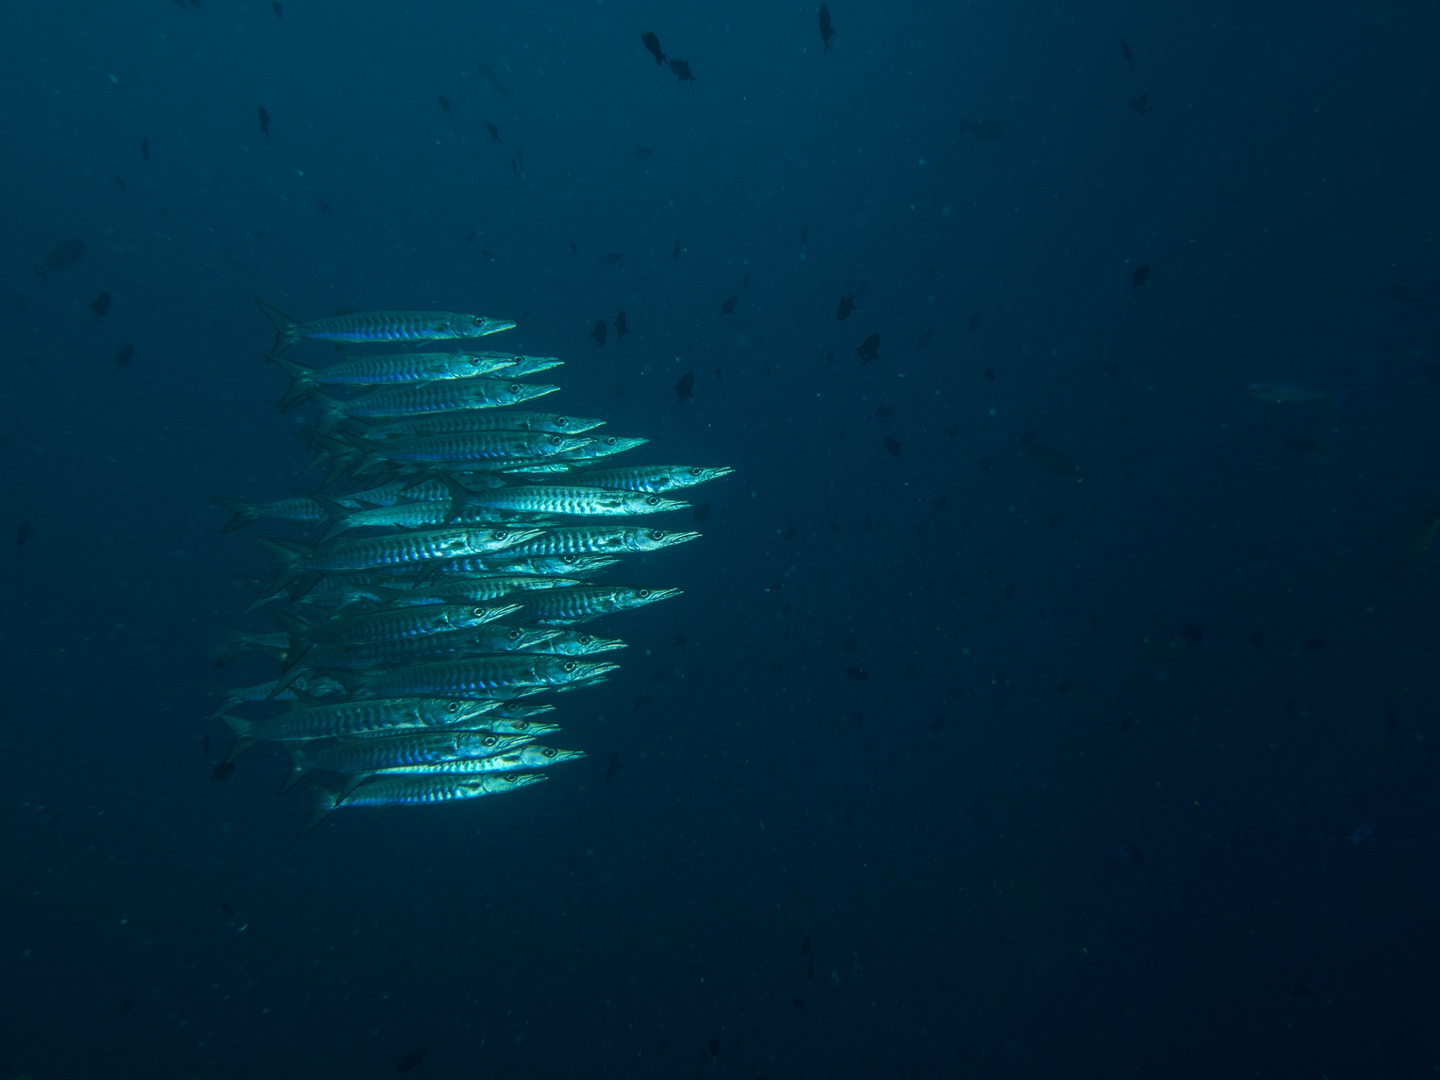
<box><xmin>1248</xmin><ymin>378</ymin><xmax>1348</xmax><ymax>409</ymax></box>
<box><xmin>255</xmin><ymin>299</ymin><xmax>515</xmax><ymax>355</ymax></box>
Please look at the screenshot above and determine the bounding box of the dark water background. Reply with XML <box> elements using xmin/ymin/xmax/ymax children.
<box><xmin>3</xmin><ymin>1</ymin><xmax>1438</xmax><ymax>1077</ymax></box>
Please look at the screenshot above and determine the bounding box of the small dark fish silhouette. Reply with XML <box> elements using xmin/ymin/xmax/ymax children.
<box><xmin>1029</xmin><ymin>443</ymin><xmax>1079</xmax><ymax>478</ymax></box>
<box><xmin>486</xmin><ymin>122</ymin><xmax>500</xmax><ymax>142</ymax></box>
<box><xmin>856</xmin><ymin>333</ymin><xmax>880</xmax><ymax>364</ymax></box>
<box><xmin>140</xmin><ymin>136</ymin><xmax>149</xmax><ymax>164</ymax></box>
<box><xmin>836</xmin><ymin>293</ymin><xmax>856</xmax><ymax>320</ymax></box>
<box><xmin>121</xmin><ymin>998</ymin><xmax>134</xmax><ymax>1013</ymax></box>
<box><xmin>396</xmin><ymin>1049</ymin><xmax>427</xmax><ymax>1073</ymax></box>
<box><xmin>1132</xmin><ymin>264</ymin><xmax>1151</xmax><ymax>288</ymax></box>
<box><xmin>570</xmin><ymin>239</ymin><xmax>578</xmax><ymax>255</ymax></box>
<box><xmin>883</xmin><ymin>436</ymin><xmax>902</xmax><ymax>457</ymax></box>
<box><xmin>114</xmin><ymin>173</ymin><xmax>125</xmax><ymax>189</ymax></box>
<box><xmin>1019</xmin><ymin>428</ymin><xmax>1040</xmax><ymax>446</ymax></box>
<box><xmin>605</xmin><ymin>752</ymin><xmax>622</xmax><ymax>783</ymax></box>
<box><xmin>672</xmin><ymin>237</ymin><xmax>681</xmax><ymax>258</ymax></box>
<box><xmin>917</xmin><ymin>330</ymin><xmax>932</xmax><ymax>348</ymax></box>
<box><xmin>315</xmin><ymin>198</ymin><xmax>332</xmax><ymax>212</ymax></box>
<box><xmin>33</xmin><ymin>238</ymin><xmax>86</xmax><ymax>280</ymax></box>
<box><xmin>875</xmin><ymin>405</ymin><xmax>896</xmax><ymax>420</ymax></box>
<box><xmin>634</xmin><ymin>144</ymin><xmax>653</xmax><ymax>158</ymax></box>
<box><xmin>1178</xmin><ymin>622</ymin><xmax>1204</xmax><ymax>646</ymax></box>
<box><xmin>1283</xmin><ymin>433</ymin><xmax>1319</xmax><ymax>454</ymax></box>
<box><xmin>478</xmin><ymin>248</ymin><xmax>494</xmax><ymax>261</ymax></box>
<box><xmin>741</xmin><ymin>271</ymin><xmax>750</xmax><ymax>290</ymax></box>
<box><xmin>1120</xmin><ymin>37</ymin><xmax>1133</xmax><ymax>66</ymax></box>
<box><xmin>982</xmin><ymin>366</ymin><xmax>995</xmax><ymax>381</ymax></box>
<box><xmin>669</xmin><ymin>58</ymin><xmax>696</xmax><ymax>87</ymax></box>
<box><xmin>272</xmin><ymin>2</ymin><xmax>282</xmax><ymax>16</ymax></box>
<box><xmin>114</xmin><ymin>344</ymin><xmax>134</xmax><ymax>370</ymax></box>
<box><xmin>1104</xmin><ymin>361</ymin><xmax>1118</xmax><ymax>378</ymax></box>
<box><xmin>588</xmin><ymin>320</ymin><xmax>607</xmax><ymax>347</ymax></box>
<box><xmin>824</xmin><ymin>349</ymin><xmax>836</xmax><ymax>366</ymax></box>
<box><xmin>438</xmin><ymin>95</ymin><xmax>451</xmax><ymax>113</ymax></box>
<box><xmin>1388</xmin><ymin>282</ymin><xmax>1423</xmax><ymax>304</ymax></box>
<box><xmin>961</xmin><ymin>119</ymin><xmax>1004</xmax><ymax>140</ymax></box>
<box><xmin>800</xmin><ymin>223</ymin><xmax>810</xmax><ymax>242</ymax></box>
<box><xmin>1130</xmin><ymin>93</ymin><xmax>1153</xmax><ymax>116</ymax></box>
<box><xmin>603</xmin><ymin>251</ymin><xmax>622</xmax><ymax>265</ymax></box>
<box><xmin>721</xmin><ymin>295</ymin><xmax>737</xmax><ymax>315</ymax></box>
<box><xmin>15</xmin><ymin>523</ymin><xmax>32</xmax><ymax>549</ymax></box>
<box><xmin>674</xmin><ymin>371</ymin><xmax>695</xmax><ymax>400</ymax></box>
<box><xmin>258</xmin><ymin>106</ymin><xmax>271</xmax><ymax>137</ymax></box>
<box><xmin>1283</xmin><ymin>984</ymin><xmax>1311</xmax><ymax>998</ymax></box>
<box><xmin>476</xmin><ymin>59</ymin><xmax>506</xmax><ymax>95</ymax></box>
<box><xmin>819</xmin><ymin>4</ymin><xmax>836</xmax><ymax>51</ymax></box>
<box><xmin>968</xmin><ymin>309</ymin><xmax>981</xmax><ymax>330</ymax></box>
<box><xmin>89</xmin><ymin>292</ymin><xmax>111</xmax><ymax>319</ymax></box>
<box><xmin>1251</xmin><ymin>628</ymin><xmax>1265</xmax><ymax>650</ymax></box>
<box><xmin>212</xmin><ymin>760</ymin><xmax>235</xmax><ymax>782</ymax></box>
<box><xmin>641</xmin><ymin>31</ymin><xmax>665</xmax><ymax>66</ymax></box>
<box><xmin>614</xmin><ymin>310</ymin><xmax>628</xmax><ymax>341</ymax></box>
<box><xmin>692</xmin><ymin>502</ymin><xmax>711</xmax><ymax>522</ymax></box>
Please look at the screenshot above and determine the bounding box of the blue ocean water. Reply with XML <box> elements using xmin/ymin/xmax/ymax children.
<box><xmin>2</xmin><ymin>1</ymin><xmax>1438</xmax><ymax>1076</ymax></box>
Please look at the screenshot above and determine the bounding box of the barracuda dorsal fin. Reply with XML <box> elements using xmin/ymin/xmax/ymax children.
<box><xmin>296</xmin><ymin>779</ymin><xmax>339</xmax><ymax>839</ymax></box>
<box><xmin>255</xmin><ymin>299</ymin><xmax>303</xmax><ymax>355</ymax></box>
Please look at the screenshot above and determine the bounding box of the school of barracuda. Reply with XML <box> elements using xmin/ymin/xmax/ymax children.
<box><xmin>209</xmin><ymin>301</ymin><xmax>730</xmax><ymax>837</ymax></box>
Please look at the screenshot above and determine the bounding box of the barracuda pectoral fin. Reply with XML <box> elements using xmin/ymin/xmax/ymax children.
<box><xmin>255</xmin><ymin>299</ymin><xmax>303</xmax><ymax>355</ymax></box>
<box><xmin>296</xmin><ymin>779</ymin><xmax>339</xmax><ymax>839</ymax></box>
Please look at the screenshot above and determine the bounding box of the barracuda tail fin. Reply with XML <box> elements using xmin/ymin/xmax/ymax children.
<box><xmin>214</xmin><ymin>628</ymin><xmax>254</xmax><ymax>668</ymax></box>
<box><xmin>255</xmin><ymin>299</ymin><xmax>303</xmax><ymax>355</ymax></box>
<box><xmin>311</xmin><ymin>492</ymin><xmax>358</xmax><ymax>544</ymax></box>
<box><xmin>296</xmin><ymin>779</ymin><xmax>339</xmax><ymax>839</ymax></box>
<box><xmin>213</xmin><ymin>497</ymin><xmax>262</xmax><ymax>533</ymax></box>
<box><xmin>306</xmin><ymin>389</ymin><xmax>348</xmax><ymax>435</ymax></box>
<box><xmin>256</xmin><ymin>537</ymin><xmax>310</xmax><ymax>592</ymax></box>
<box><xmin>267</xmin><ymin>352</ymin><xmax>318</xmax><ymax>412</ymax></box>
<box><xmin>438</xmin><ymin>472</ymin><xmax>479</xmax><ymax>524</ymax></box>
<box><xmin>277</xmin><ymin>743</ymin><xmax>308</xmax><ymax>795</ymax></box>
<box><xmin>219</xmin><ymin>715</ymin><xmax>256</xmax><ymax>762</ymax></box>
<box><xmin>271</xmin><ymin>610</ymin><xmax>317</xmax><ymax>674</ymax></box>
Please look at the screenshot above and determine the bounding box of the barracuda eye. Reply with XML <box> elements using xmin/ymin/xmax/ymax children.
<box><xmin>689</xmin><ymin>467</ymin><xmax>702</xmax><ymax>476</ymax></box>
<box><xmin>578</xmin><ymin>635</ymin><xmax>592</xmax><ymax>645</ymax></box>
<box><xmin>638</xmin><ymin>589</ymin><xmax>652</xmax><ymax>598</ymax></box>
<box><xmin>515</xmin><ymin>721</ymin><xmax>530</xmax><ymax>730</ymax></box>
<box><xmin>508</xmin><ymin>383</ymin><xmax>521</xmax><ymax>393</ymax></box>
<box><xmin>646</xmin><ymin>495</ymin><xmax>661</xmax><ymax>506</ymax></box>
<box><xmin>483</xmin><ymin>736</ymin><xmax>497</xmax><ymax>747</ymax></box>
<box><xmin>549</xmin><ymin>435</ymin><xmax>562</xmax><ymax>445</ymax></box>
<box><xmin>604</xmin><ymin>436</ymin><xmax>617</xmax><ymax>445</ymax></box>
<box><xmin>649</xmin><ymin>530</ymin><xmax>664</xmax><ymax>541</ymax></box>
<box><xmin>556</xmin><ymin>417</ymin><xmax>570</xmax><ymax>427</ymax></box>
<box><xmin>447</xmin><ymin>701</ymin><xmax>460</xmax><ymax>713</ymax></box>
<box><xmin>563</xmin><ymin>661</ymin><xmax>576</xmax><ymax>673</ymax></box>
<box><xmin>473</xmin><ymin>607</ymin><xmax>485</xmax><ymax>616</ymax></box>
<box><xmin>503</xmin><ymin>774</ymin><xmax>518</xmax><ymax>783</ymax></box>
<box><xmin>543</xmin><ymin>747</ymin><xmax>557</xmax><ymax>758</ymax></box>
<box><xmin>507</xmin><ymin>628</ymin><xmax>521</xmax><ymax>640</ymax></box>
<box><xmin>494</xmin><ymin>530</ymin><xmax>508</xmax><ymax>540</ymax></box>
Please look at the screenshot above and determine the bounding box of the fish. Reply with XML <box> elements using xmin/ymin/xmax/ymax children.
<box><xmin>273</xmin><ymin>2</ymin><xmax>282</xmax><ymax>16</ymax></box>
<box><xmin>32</xmin><ymin>238</ymin><xmax>86</xmax><ymax>280</ymax></box>
<box><xmin>589</xmin><ymin>320</ymin><xmax>608</xmax><ymax>347</ymax></box>
<box><xmin>673</xmin><ymin>238</ymin><xmax>681</xmax><ymax>258</ymax></box>
<box><xmin>510</xmin><ymin>586</ymin><xmax>682</xmax><ymax>625</ymax></box>
<box><xmin>669</xmin><ymin>58</ymin><xmax>696</xmax><ymax>87</ymax></box>
<box><xmin>1247</xmin><ymin>378</ymin><xmax>1347</xmax><ymax>408</ymax></box>
<box><xmin>1120</xmin><ymin>37</ymin><xmax>1133</xmax><ymax>66</ymax></box>
<box><xmin>819</xmin><ymin>4</ymin><xmax>835</xmax><ymax>51</ymax></box>
<box><xmin>1282</xmin><ymin>433</ymin><xmax>1322</xmax><ymax>454</ymax></box>
<box><xmin>255</xmin><ymin>301</ymin><xmax>515</xmax><ymax>355</ymax></box>
<box><xmin>476</xmin><ymin>59</ymin><xmax>506</xmax><ymax>95</ymax></box>
<box><xmin>1130</xmin><ymin>93</ymin><xmax>1153</xmax><ymax>116</ymax></box>
<box><xmin>438</xmin><ymin>95</ymin><xmax>451</xmax><ymax>113</ymax></box>
<box><xmin>1028</xmin><ymin>443</ymin><xmax>1080</xmax><ymax>478</ymax></box>
<box><xmin>800</xmin><ymin>224</ymin><xmax>809</xmax><ymax>242</ymax></box>
<box><xmin>354</xmin><ymin>411</ymin><xmax>605</xmax><ymax>440</ymax></box>
<box><xmin>961</xmin><ymin>119</ymin><xmax>1004</xmax><ymax>140</ymax></box>
<box><xmin>603</xmin><ymin>251</ymin><xmax>622</xmax><ymax>265</ymax></box>
<box><xmin>1132</xmin><ymin>264</ymin><xmax>1150</xmax><ymax>288</ymax></box>
<box><xmin>281</xmin><ymin>731</ymin><xmax>547</xmax><ymax>793</ymax></box>
<box><xmin>308</xmin><ymin>380</ymin><xmax>561</xmax><ymax>433</ymax></box>
<box><xmin>16</xmin><ymin>523</ymin><xmax>32</xmax><ymax>549</ymax></box>
<box><xmin>836</xmin><ymin>294</ymin><xmax>856</xmax><ymax>320</ymax></box>
<box><xmin>721</xmin><ymin>295</ymin><xmax>737</xmax><ymax>315</ymax></box>
<box><xmin>614</xmin><ymin>310</ymin><xmax>628</xmax><ymax>341</ymax></box>
<box><xmin>484</xmin><ymin>525</ymin><xmax>701</xmax><ymax>558</ymax></box>
<box><xmin>883</xmin><ymin>437</ymin><xmax>901</xmax><ymax>457</ymax></box>
<box><xmin>454</xmin><ymin>485</ymin><xmax>688</xmax><ymax>517</ymax></box>
<box><xmin>1388</xmin><ymin>282</ymin><xmax>1423</xmax><ymax>304</ymax></box>
<box><xmin>634</xmin><ymin>144</ymin><xmax>652</xmax><ymax>158</ymax></box>
<box><xmin>221</xmin><ymin>698</ymin><xmax>499</xmax><ymax>758</ymax></box>
<box><xmin>258</xmin><ymin>106</ymin><xmax>271</xmax><ymax>137</ymax></box>
<box><xmin>89</xmin><ymin>292</ymin><xmax>111</xmax><ymax>320</ymax></box>
<box><xmin>337</xmin><ymin>655</ymin><xmax>620</xmax><ymax>699</ymax></box>
<box><xmin>268</xmin><ymin>351</ymin><xmax>534</xmax><ymax>410</ymax></box>
<box><xmin>374</xmin><ymin>744</ymin><xmax>584</xmax><ymax>778</ymax></box>
<box><xmin>856</xmin><ymin>333</ymin><xmax>880</xmax><ymax>364</ymax></box>
<box><xmin>571</xmin><ymin>465</ymin><xmax>733</xmax><ymax>493</ymax></box>
<box><xmin>486</xmin><ymin>122</ymin><xmax>500</xmax><ymax>142</ymax></box>
<box><xmin>301</xmin><ymin>773</ymin><xmax>546</xmax><ymax>836</ymax></box>
<box><xmin>114</xmin><ymin>344</ymin><xmax>134</xmax><ymax>370</ymax></box>
<box><xmin>258</xmin><ymin>527</ymin><xmax>543</xmax><ymax>584</ymax></box>
<box><xmin>641</xmin><ymin>31</ymin><xmax>665</xmax><ymax>66</ymax></box>
<box><xmin>675</xmin><ymin>371</ymin><xmax>695</xmax><ymax>400</ymax></box>
<box><xmin>140</xmin><ymin>136</ymin><xmax>149</xmax><ymax>164</ymax></box>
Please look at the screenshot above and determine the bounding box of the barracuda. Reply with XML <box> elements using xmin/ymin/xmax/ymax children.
<box><xmin>299</xmin><ymin>772</ymin><xmax>545</xmax><ymax>836</ymax></box>
<box><xmin>268</xmin><ymin>351</ymin><xmax>529</xmax><ymax>411</ymax></box>
<box><xmin>497</xmin><ymin>526</ymin><xmax>702</xmax><ymax>557</ymax></box>
<box><xmin>257</xmin><ymin>526</ymin><xmax>542</xmax><ymax>583</ymax></box>
<box><xmin>374</xmin><ymin>744</ymin><xmax>584</xmax><ymax>777</ymax></box>
<box><xmin>512</xmin><ymin>585</ymin><xmax>682</xmax><ymax>624</ymax></box>
<box><xmin>572</xmin><ymin>465</ymin><xmax>735</xmax><ymax>493</ymax></box>
<box><xmin>204</xmin><ymin>674</ymin><xmax>343</xmax><ymax>718</ymax></box>
<box><xmin>280</xmin><ymin>601</ymin><xmax>519</xmax><ymax>649</ymax></box>
<box><xmin>256</xmin><ymin>300</ymin><xmax>515</xmax><ymax>355</ymax></box>
<box><xmin>280</xmin><ymin>730</ymin><xmax>543</xmax><ymax>794</ymax></box>
<box><xmin>357</xmin><ymin>432</ymin><xmax>594</xmax><ymax>472</ymax></box>
<box><xmin>414</xmin><ymin>554</ymin><xmax>621</xmax><ymax>578</ymax></box>
<box><xmin>347</xmin><ymin>411</ymin><xmax>606</xmax><ymax>440</ymax></box>
<box><xmin>309</xmin><ymin>379</ymin><xmax>560</xmax><ymax>433</ymax></box>
<box><xmin>298</xmin><ymin>625</ymin><xmax>567</xmax><ymax>669</ymax></box>
<box><xmin>220</xmin><ymin>697</ymin><xmax>496</xmax><ymax>757</ymax></box>
<box><xmin>457</xmin><ymin>485</ymin><xmax>688</xmax><ymax>517</ymax></box>
<box><xmin>341</xmin><ymin>656</ymin><xmax>620</xmax><ymax>698</ymax></box>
